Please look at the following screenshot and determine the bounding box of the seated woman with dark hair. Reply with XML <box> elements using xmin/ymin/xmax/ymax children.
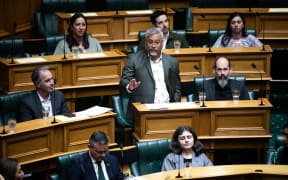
<box><xmin>54</xmin><ymin>13</ymin><xmax>103</xmax><ymax>55</ymax></box>
<box><xmin>212</xmin><ymin>12</ymin><xmax>262</xmax><ymax>48</ymax></box>
<box><xmin>0</xmin><ymin>158</ymin><xmax>24</xmax><ymax>180</ymax></box>
<box><xmin>162</xmin><ymin>126</ymin><xmax>213</xmax><ymax>171</ymax></box>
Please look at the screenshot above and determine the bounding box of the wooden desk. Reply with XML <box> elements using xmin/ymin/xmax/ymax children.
<box><xmin>140</xmin><ymin>164</ymin><xmax>288</xmax><ymax>180</ymax></box>
<box><xmin>56</xmin><ymin>9</ymin><xmax>175</xmax><ymax>51</ymax></box>
<box><xmin>0</xmin><ymin>50</ymin><xmax>126</xmax><ymax>111</ymax></box>
<box><xmin>191</xmin><ymin>8</ymin><xmax>288</xmax><ymax>48</ymax></box>
<box><xmin>132</xmin><ymin>99</ymin><xmax>272</xmax><ymax>161</ymax></box>
<box><xmin>163</xmin><ymin>45</ymin><xmax>272</xmax><ymax>93</ymax></box>
<box><xmin>0</xmin><ymin>112</ymin><xmax>115</xmax><ymax>172</ymax></box>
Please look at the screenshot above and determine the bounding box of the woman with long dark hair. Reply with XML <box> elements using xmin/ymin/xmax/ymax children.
<box><xmin>213</xmin><ymin>12</ymin><xmax>262</xmax><ymax>48</ymax></box>
<box><xmin>54</xmin><ymin>13</ymin><xmax>102</xmax><ymax>54</ymax></box>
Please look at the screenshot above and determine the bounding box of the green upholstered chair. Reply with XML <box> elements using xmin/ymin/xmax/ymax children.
<box><xmin>49</xmin><ymin>151</ymin><xmax>86</xmax><ymax>180</ymax></box>
<box><xmin>0</xmin><ymin>38</ymin><xmax>30</xmax><ymax>59</ymax></box>
<box><xmin>266</xmin><ymin>134</ymin><xmax>286</xmax><ymax>164</ymax></box>
<box><xmin>130</xmin><ymin>139</ymin><xmax>171</xmax><ymax>176</ymax></box>
<box><xmin>131</xmin><ymin>30</ymin><xmax>187</xmax><ymax>53</ymax></box>
<box><xmin>40</xmin><ymin>35</ymin><xmax>64</xmax><ymax>56</ymax></box>
<box><xmin>186</xmin><ymin>76</ymin><xmax>256</xmax><ymax>102</ymax></box>
<box><xmin>35</xmin><ymin>0</ymin><xmax>86</xmax><ymax>37</ymax></box>
<box><xmin>0</xmin><ymin>91</ymin><xmax>32</xmax><ymax>126</ymax></box>
<box><xmin>112</xmin><ymin>94</ymin><xmax>133</xmax><ymax>146</ymax></box>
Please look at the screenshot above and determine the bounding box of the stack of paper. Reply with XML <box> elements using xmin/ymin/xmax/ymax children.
<box><xmin>76</xmin><ymin>105</ymin><xmax>112</xmax><ymax>117</ymax></box>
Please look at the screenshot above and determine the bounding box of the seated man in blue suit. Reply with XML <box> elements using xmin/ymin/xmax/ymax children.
<box><xmin>202</xmin><ymin>56</ymin><xmax>249</xmax><ymax>100</ymax></box>
<box><xmin>67</xmin><ymin>131</ymin><xmax>124</xmax><ymax>180</ymax></box>
<box><xmin>19</xmin><ymin>65</ymin><xmax>70</xmax><ymax>121</ymax></box>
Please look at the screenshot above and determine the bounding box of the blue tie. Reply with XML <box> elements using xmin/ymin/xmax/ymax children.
<box><xmin>96</xmin><ymin>161</ymin><xmax>105</xmax><ymax>180</ymax></box>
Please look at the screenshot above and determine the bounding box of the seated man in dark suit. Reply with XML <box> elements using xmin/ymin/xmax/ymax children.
<box><xmin>67</xmin><ymin>131</ymin><xmax>124</xmax><ymax>180</ymax></box>
<box><xmin>19</xmin><ymin>65</ymin><xmax>70</xmax><ymax>121</ymax></box>
<box><xmin>202</xmin><ymin>56</ymin><xmax>249</xmax><ymax>100</ymax></box>
<box><xmin>138</xmin><ymin>10</ymin><xmax>189</xmax><ymax>50</ymax></box>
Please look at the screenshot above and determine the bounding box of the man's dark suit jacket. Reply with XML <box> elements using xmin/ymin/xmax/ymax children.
<box><xmin>18</xmin><ymin>90</ymin><xmax>70</xmax><ymax>122</ymax></box>
<box><xmin>203</xmin><ymin>78</ymin><xmax>250</xmax><ymax>101</ymax></box>
<box><xmin>120</xmin><ymin>50</ymin><xmax>181</xmax><ymax>119</ymax></box>
<box><xmin>138</xmin><ymin>30</ymin><xmax>189</xmax><ymax>50</ymax></box>
<box><xmin>67</xmin><ymin>152</ymin><xmax>124</xmax><ymax>180</ymax></box>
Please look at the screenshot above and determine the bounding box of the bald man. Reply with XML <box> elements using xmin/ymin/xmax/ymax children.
<box><xmin>200</xmin><ymin>57</ymin><xmax>249</xmax><ymax>101</ymax></box>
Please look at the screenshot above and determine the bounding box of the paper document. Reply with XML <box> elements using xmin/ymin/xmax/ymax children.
<box><xmin>77</xmin><ymin>53</ymin><xmax>106</xmax><ymax>58</ymax></box>
<box><xmin>126</xmin><ymin>10</ymin><xmax>153</xmax><ymax>14</ymax></box>
<box><xmin>145</xmin><ymin>102</ymin><xmax>197</xmax><ymax>110</ymax></box>
<box><xmin>15</xmin><ymin>57</ymin><xmax>46</xmax><ymax>64</ymax></box>
<box><xmin>269</xmin><ymin>8</ymin><xmax>288</xmax><ymax>12</ymax></box>
<box><xmin>76</xmin><ymin>105</ymin><xmax>112</xmax><ymax>117</ymax></box>
<box><xmin>55</xmin><ymin>114</ymin><xmax>88</xmax><ymax>121</ymax></box>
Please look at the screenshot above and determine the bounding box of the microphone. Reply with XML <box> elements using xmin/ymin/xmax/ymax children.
<box><xmin>1</xmin><ymin>117</ymin><xmax>8</xmax><ymax>134</ymax></box>
<box><xmin>207</xmin><ymin>23</ymin><xmax>212</xmax><ymax>52</ymax></box>
<box><xmin>9</xmin><ymin>23</ymin><xmax>16</xmax><ymax>64</ymax></box>
<box><xmin>51</xmin><ymin>79</ymin><xmax>58</xmax><ymax>124</ymax></box>
<box><xmin>261</xmin><ymin>23</ymin><xmax>265</xmax><ymax>51</ymax></box>
<box><xmin>251</xmin><ymin>63</ymin><xmax>265</xmax><ymax>106</ymax></box>
<box><xmin>62</xmin><ymin>33</ymin><xmax>67</xmax><ymax>59</ymax></box>
<box><xmin>193</xmin><ymin>65</ymin><xmax>206</xmax><ymax>107</ymax></box>
<box><xmin>175</xmin><ymin>153</ymin><xmax>183</xmax><ymax>178</ymax></box>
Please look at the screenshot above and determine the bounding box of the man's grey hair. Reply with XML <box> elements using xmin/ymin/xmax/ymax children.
<box><xmin>145</xmin><ymin>27</ymin><xmax>163</xmax><ymax>40</ymax></box>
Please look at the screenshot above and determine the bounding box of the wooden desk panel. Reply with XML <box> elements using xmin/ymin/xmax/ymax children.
<box><xmin>0</xmin><ymin>112</ymin><xmax>115</xmax><ymax>165</ymax></box>
<box><xmin>132</xmin><ymin>99</ymin><xmax>272</xmax><ymax>161</ymax></box>
<box><xmin>140</xmin><ymin>164</ymin><xmax>288</xmax><ymax>180</ymax></box>
<box><xmin>56</xmin><ymin>9</ymin><xmax>175</xmax><ymax>51</ymax></box>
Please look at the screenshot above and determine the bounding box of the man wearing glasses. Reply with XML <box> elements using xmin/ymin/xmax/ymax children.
<box><xmin>19</xmin><ymin>65</ymin><xmax>70</xmax><ymax>121</ymax></box>
<box><xmin>67</xmin><ymin>131</ymin><xmax>124</xmax><ymax>180</ymax></box>
<box><xmin>120</xmin><ymin>27</ymin><xmax>181</xmax><ymax>120</ymax></box>
<box><xmin>200</xmin><ymin>56</ymin><xmax>249</xmax><ymax>100</ymax></box>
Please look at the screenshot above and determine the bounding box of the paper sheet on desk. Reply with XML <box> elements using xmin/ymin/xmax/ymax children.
<box><xmin>77</xmin><ymin>53</ymin><xmax>106</xmax><ymax>58</ymax></box>
<box><xmin>56</xmin><ymin>114</ymin><xmax>88</xmax><ymax>121</ymax></box>
<box><xmin>76</xmin><ymin>105</ymin><xmax>112</xmax><ymax>117</ymax></box>
<box><xmin>15</xmin><ymin>57</ymin><xmax>46</xmax><ymax>64</ymax></box>
<box><xmin>145</xmin><ymin>102</ymin><xmax>197</xmax><ymax>110</ymax></box>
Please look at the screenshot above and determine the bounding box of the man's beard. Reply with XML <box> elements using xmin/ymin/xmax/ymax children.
<box><xmin>217</xmin><ymin>76</ymin><xmax>228</xmax><ymax>88</ymax></box>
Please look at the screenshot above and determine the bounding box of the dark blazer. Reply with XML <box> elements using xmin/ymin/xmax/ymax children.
<box><xmin>120</xmin><ymin>50</ymin><xmax>181</xmax><ymax>119</ymax></box>
<box><xmin>18</xmin><ymin>90</ymin><xmax>70</xmax><ymax>122</ymax></box>
<box><xmin>203</xmin><ymin>78</ymin><xmax>249</xmax><ymax>101</ymax></box>
<box><xmin>67</xmin><ymin>152</ymin><xmax>124</xmax><ymax>180</ymax></box>
<box><xmin>138</xmin><ymin>30</ymin><xmax>189</xmax><ymax>50</ymax></box>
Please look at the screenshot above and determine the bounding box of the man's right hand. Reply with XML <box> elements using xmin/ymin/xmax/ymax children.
<box><xmin>128</xmin><ymin>78</ymin><xmax>141</xmax><ymax>91</ymax></box>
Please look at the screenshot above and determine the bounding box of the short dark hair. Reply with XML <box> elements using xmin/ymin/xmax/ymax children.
<box><xmin>0</xmin><ymin>158</ymin><xmax>19</xmax><ymax>180</ymax></box>
<box><xmin>284</xmin><ymin>123</ymin><xmax>288</xmax><ymax>129</ymax></box>
<box><xmin>31</xmin><ymin>65</ymin><xmax>49</xmax><ymax>86</ymax></box>
<box><xmin>170</xmin><ymin>126</ymin><xmax>205</xmax><ymax>156</ymax></box>
<box><xmin>89</xmin><ymin>131</ymin><xmax>109</xmax><ymax>146</ymax></box>
<box><xmin>150</xmin><ymin>10</ymin><xmax>168</xmax><ymax>25</ymax></box>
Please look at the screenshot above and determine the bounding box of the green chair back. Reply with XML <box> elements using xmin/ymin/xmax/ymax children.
<box><xmin>0</xmin><ymin>91</ymin><xmax>32</xmax><ymax>126</ymax></box>
<box><xmin>0</xmin><ymin>38</ymin><xmax>30</xmax><ymax>59</ymax></box>
<box><xmin>130</xmin><ymin>139</ymin><xmax>171</xmax><ymax>176</ymax></box>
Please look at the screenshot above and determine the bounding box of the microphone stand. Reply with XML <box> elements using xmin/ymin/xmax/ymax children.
<box><xmin>9</xmin><ymin>23</ymin><xmax>16</xmax><ymax>64</ymax></box>
<box><xmin>175</xmin><ymin>153</ymin><xmax>183</xmax><ymax>178</ymax></box>
<box><xmin>207</xmin><ymin>23</ymin><xmax>212</xmax><ymax>52</ymax></box>
<box><xmin>261</xmin><ymin>23</ymin><xmax>265</xmax><ymax>51</ymax></box>
<box><xmin>51</xmin><ymin>80</ymin><xmax>58</xmax><ymax>124</ymax></box>
<box><xmin>62</xmin><ymin>33</ymin><xmax>67</xmax><ymax>59</ymax></box>
<box><xmin>1</xmin><ymin>117</ymin><xmax>7</xmax><ymax>134</ymax></box>
<box><xmin>194</xmin><ymin>65</ymin><xmax>206</xmax><ymax>107</ymax></box>
<box><xmin>251</xmin><ymin>64</ymin><xmax>265</xmax><ymax>106</ymax></box>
